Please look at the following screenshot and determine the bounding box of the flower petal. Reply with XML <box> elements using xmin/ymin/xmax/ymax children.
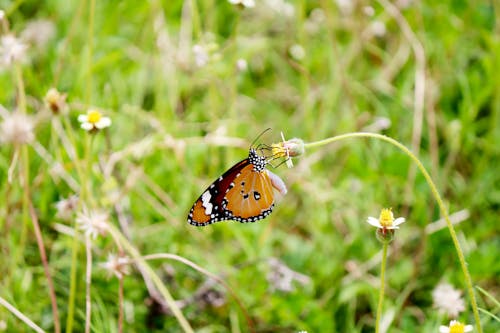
<box><xmin>439</xmin><ymin>327</ymin><xmax>450</xmax><ymax>333</ymax></box>
<box><xmin>77</xmin><ymin>114</ymin><xmax>88</xmax><ymax>122</ymax></box>
<box><xmin>393</xmin><ymin>217</ymin><xmax>406</xmax><ymax>226</ymax></box>
<box><xmin>95</xmin><ymin>117</ymin><xmax>111</xmax><ymax>129</ymax></box>
<box><xmin>366</xmin><ymin>217</ymin><xmax>381</xmax><ymax>228</ymax></box>
<box><xmin>464</xmin><ymin>325</ymin><xmax>473</xmax><ymax>332</ymax></box>
<box><xmin>81</xmin><ymin>122</ymin><xmax>93</xmax><ymax>131</ymax></box>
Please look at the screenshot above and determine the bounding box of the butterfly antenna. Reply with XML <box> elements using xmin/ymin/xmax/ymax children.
<box><xmin>250</xmin><ymin>128</ymin><xmax>272</xmax><ymax>149</ymax></box>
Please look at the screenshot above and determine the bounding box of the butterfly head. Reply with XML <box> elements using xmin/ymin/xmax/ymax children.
<box><xmin>248</xmin><ymin>148</ymin><xmax>268</xmax><ymax>172</ymax></box>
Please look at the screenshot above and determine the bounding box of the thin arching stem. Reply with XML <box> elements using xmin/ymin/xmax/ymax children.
<box><xmin>304</xmin><ymin>132</ymin><xmax>482</xmax><ymax>333</ymax></box>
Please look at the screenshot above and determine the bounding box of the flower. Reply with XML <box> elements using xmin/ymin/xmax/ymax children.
<box><xmin>0</xmin><ymin>112</ymin><xmax>35</xmax><ymax>145</ymax></box>
<box><xmin>44</xmin><ymin>88</ymin><xmax>67</xmax><ymax>114</ymax></box>
<box><xmin>228</xmin><ymin>0</ymin><xmax>255</xmax><ymax>8</ymax></box>
<box><xmin>367</xmin><ymin>208</ymin><xmax>406</xmax><ymax>230</ymax></box>
<box><xmin>289</xmin><ymin>44</ymin><xmax>305</xmax><ymax>61</ymax></box>
<box><xmin>21</xmin><ymin>19</ymin><xmax>56</xmax><ymax>49</ymax></box>
<box><xmin>192</xmin><ymin>43</ymin><xmax>220</xmax><ymax>68</ymax></box>
<box><xmin>0</xmin><ymin>34</ymin><xmax>28</xmax><ymax>68</ymax></box>
<box><xmin>78</xmin><ymin>109</ymin><xmax>111</xmax><ymax>132</ymax></box>
<box><xmin>265</xmin><ymin>0</ymin><xmax>295</xmax><ymax>17</ymax></box>
<box><xmin>55</xmin><ymin>195</ymin><xmax>79</xmax><ymax>221</ymax></box>
<box><xmin>432</xmin><ymin>283</ymin><xmax>466</xmax><ymax>318</ymax></box>
<box><xmin>439</xmin><ymin>320</ymin><xmax>473</xmax><ymax>333</ymax></box>
<box><xmin>236</xmin><ymin>58</ymin><xmax>248</xmax><ymax>72</ymax></box>
<box><xmin>267</xmin><ymin>257</ymin><xmax>310</xmax><ymax>292</ymax></box>
<box><xmin>100</xmin><ymin>253</ymin><xmax>131</xmax><ymax>279</ymax></box>
<box><xmin>271</xmin><ymin>133</ymin><xmax>304</xmax><ymax>168</ymax></box>
<box><xmin>370</xmin><ymin>21</ymin><xmax>387</xmax><ymax>37</ymax></box>
<box><xmin>76</xmin><ymin>208</ymin><xmax>109</xmax><ymax>239</ymax></box>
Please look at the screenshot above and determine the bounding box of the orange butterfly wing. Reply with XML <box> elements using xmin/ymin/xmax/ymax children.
<box><xmin>188</xmin><ymin>159</ymin><xmax>251</xmax><ymax>226</ymax></box>
<box><xmin>188</xmin><ymin>149</ymin><xmax>284</xmax><ymax>227</ymax></box>
<box><xmin>224</xmin><ymin>165</ymin><xmax>274</xmax><ymax>222</ymax></box>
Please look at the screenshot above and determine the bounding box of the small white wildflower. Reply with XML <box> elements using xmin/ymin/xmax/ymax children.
<box><xmin>362</xmin><ymin>117</ymin><xmax>391</xmax><ymax>132</ymax></box>
<box><xmin>0</xmin><ymin>34</ymin><xmax>28</xmax><ymax>67</ymax></box>
<box><xmin>192</xmin><ymin>42</ymin><xmax>219</xmax><ymax>68</ymax></box>
<box><xmin>76</xmin><ymin>208</ymin><xmax>109</xmax><ymax>239</ymax></box>
<box><xmin>228</xmin><ymin>0</ymin><xmax>255</xmax><ymax>8</ymax></box>
<box><xmin>370</xmin><ymin>21</ymin><xmax>387</xmax><ymax>37</ymax></box>
<box><xmin>44</xmin><ymin>88</ymin><xmax>67</xmax><ymax>114</ymax></box>
<box><xmin>77</xmin><ymin>109</ymin><xmax>111</xmax><ymax>132</ymax></box>
<box><xmin>439</xmin><ymin>320</ymin><xmax>473</xmax><ymax>333</ymax></box>
<box><xmin>335</xmin><ymin>0</ymin><xmax>354</xmax><ymax>15</ymax></box>
<box><xmin>236</xmin><ymin>58</ymin><xmax>248</xmax><ymax>72</ymax></box>
<box><xmin>289</xmin><ymin>44</ymin><xmax>305</xmax><ymax>61</ymax></box>
<box><xmin>0</xmin><ymin>112</ymin><xmax>35</xmax><ymax>145</ymax></box>
<box><xmin>192</xmin><ymin>44</ymin><xmax>209</xmax><ymax>67</ymax></box>
<box><xmin>100</xmin><ymin>253</ymin><xmax>131</xmax><ymax>279</ymax></box>
<box><xmin>55</xmin><ymin>195</ymin><xmax>79</xmax><ymax>221</ymax></box>
<box><xmin>21</xmin><ymin>19</ymin><xmax>56</xmax><ymax>49</ymax></box>
<box><xmin>265</xmin><ymin>0</ymin><xmax>295</xmax><ymax>17</ymax></box>
<box><xmin>267</xmin><ymin>258</ymin><xmax>310</xmax><ymax>292</ymax></box>
<box><xmin>367</xmin><ymin>208</ymin><xmax>406</xmax><ymax>230</ymax></box>
<box><xmin>363</xmin><ymin>6</ymin><xmax>375</xmax><ymax>17</ymax></box>
<box><xmin>432</xmin><ymin>283</ymin><xmax>466</xmax><ymax>318</ymax></box>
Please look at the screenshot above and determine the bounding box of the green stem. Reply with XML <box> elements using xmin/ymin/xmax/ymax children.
<box><xmin>304</xmin><ymin>132</ymin><xmax>482</xmax><ymax>333</ymax></box>
<box><xmin>106</xmin><ymin>225</ymin><xmax>194</xmax><ymax>333</ymax></box>
<box><xmin>375</xmin><ymin>241</ymin><xmax>388</xmax><ymax>333</ymax></box>
<box><xmin>65</xmin><ymin>231</ymin><xmax>79</xmax><ymax>333</ymax></box>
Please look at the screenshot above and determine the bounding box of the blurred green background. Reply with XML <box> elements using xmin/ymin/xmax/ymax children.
<box><xmin>0</xmin><ymin>0</ymin><xmax>499</xmax><ymax>332</ymax></box>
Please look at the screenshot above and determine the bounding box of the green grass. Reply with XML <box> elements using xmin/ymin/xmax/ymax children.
<box><xmin>0</xmin><ymin>0</ymin><xmax>499</xmax><ymax>332</ymax></box>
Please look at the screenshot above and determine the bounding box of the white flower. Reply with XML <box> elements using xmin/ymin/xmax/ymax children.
<box><xmin>370</xmin><ymin>21</ymin><xmax>387</xmax><ymax>37</ymax></box>
<box><xmin>267</xmin><ymin>258</ymin><xmax>310</xmax><ymax>292</ymax></box>
<box><xmin>432</xmin><ymin>283</ymin><xmax>466</xmax><ymax>318</ymax></box>
<box><xmin>77</xmin><ymin>109</ymin><xmax>111</xmax><ymax>131</ymax></box>
<box><xmin>439</xmin><ymin>320</ymin><xmax>473</xmax><ymax>333</ymax></box>
<box><xmin>265</xmin><ymin>0</ymin><xmax>295</xmax><ymax>17</ymax></box>
<box><xmin>289</xmin><ymin>44</ymin><xmax>305</xmax><ymax>61</ymax></box>
<box><xmin>100</xmin><ymin>253</ymin><xmax>131</xmax><ymax>279</ymax></box>
<box><xmin>367</xmin><ymin>208</ymin><xmax>406</xmax><ymax>230</ymax></box>
<box><xmin>21</xmin><ymin>19</ymin><xmax>55</xmax><ymax>49</ymax></box>
<box><xmin>363</xmin><ymin>6</ymin><xmax>375</xmax><ymax>17</ymax></box>
<box><xmin>0</xmin><ymin>34</ymin><xmax>28</xmax><ymax>67</ymax></box>
<box><xmin>76</xmin><ymin>208</ymin><xmax>109</xmax><ymax>239</ymax></box>
<box><xmin>192</xmin><ymin>44</ymin><xmax>209</xmax><ymax>67</ymax></box>
<box><xmin>335</xmin><ymin>0</ymin><xmax>354</xmax><ymax>15</ymax></box>
<box><xmin>44</xmin><ymin>88</ymin><xmax>68</xmax><ymax>114</ymax></box>
<box><xmin>228</xmin><ymin>0</ymin><xmax>255</xmax><ymax>8</ymax></box>
<box><xmin>0</xmin><ymin>10</ymin><xmax>5</xmax><ymax>21</ymax></box>
<box><xmin>55</xmin><ymin>195</ymin><xmax>79</xmax><ymax>221</ymax></box>
<box><xmin>236</xmin><ymin>58</ymin><xmax>248</xmax><ymax>72</ymax></box>
<box><xmin>0</xmin><ymin>112</ymin><xmax>35</xmax><ymax>145</ymax></box>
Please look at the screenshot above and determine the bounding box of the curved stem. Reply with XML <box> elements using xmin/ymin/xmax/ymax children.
<box><xmin>304</xmin><ymin>132</ymin><xmax>482</xmax><ymax>333</ymax></box>
<box><xmin>106</xmin><ymin>224</ymin><xmax>194</xmax><ymax>333</ymax></box>
<box><xmin>375</xmin><ymin>242</ymin><xmax>388</xmax><ymax>333</ymax></box>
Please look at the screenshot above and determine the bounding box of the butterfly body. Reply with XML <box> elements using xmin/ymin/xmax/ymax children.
<box><xmin>188</xmin><ymin>149</ymin><xmax>285</xmax><ymax>227</ymax></box>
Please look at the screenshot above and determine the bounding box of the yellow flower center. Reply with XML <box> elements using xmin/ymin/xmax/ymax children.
<box><xmin>449</xmin><ymin>322</ymin><xmax>465</xmax><ymax>333</ymax></box>
<box><xmin>379</xmin><ymin>208</ymin><xmax>394</xmax><ymax>227</ymax></box>
<box><xmin>271</xmin><ymin>143</ymin><xmax>287</xmax><ymax>158</ymax></box>
<box><xmin>87</xmin><ymin>110</ymin><xmax>102</xmax><ymax>124</ymax></box>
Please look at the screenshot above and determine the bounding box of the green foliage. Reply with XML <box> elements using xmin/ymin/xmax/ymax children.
<box><xmin>0</xmin><ymin>0</ymin><xmax>499</xmax><ymax>332</ymax></box>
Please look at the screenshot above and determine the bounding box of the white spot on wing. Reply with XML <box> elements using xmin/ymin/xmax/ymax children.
<box><xmin>201</xmin><ymin>191</ymin><xmax>213</xmax><ymax>215</ymax></box>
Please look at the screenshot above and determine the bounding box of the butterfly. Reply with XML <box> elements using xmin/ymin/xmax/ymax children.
<box><xmin>188</xmin><ymin>148</ymin><xmax>287</xmax><ymax>226</ymax></box>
